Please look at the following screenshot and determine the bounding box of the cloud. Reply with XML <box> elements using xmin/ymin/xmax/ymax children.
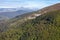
<box><xmin>21</xmin><ymin>2</ymin><xmax>48</xmax><ymax>9</ymax></box>
<box><xmin>0</xmin><ymin>0</ymin><xmax>60</xmax><ymax>9</ymax></box>
<box><xmin>18</xmin><ymin>1</ymin><xmax>58</xmax><ymax>9</ymax></box>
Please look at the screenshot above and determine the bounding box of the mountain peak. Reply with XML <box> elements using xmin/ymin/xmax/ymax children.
<box><xmin>52</xmin><ymin>3</ymin><xmax>60</xmax><ymax>7</ymax></box>
<box><xmin>55</xmin><ymin>3</ymin><xmax>60</xmax><ymax>5</ymax></box>
<box><xmin>38</xmin><ymin>3</ymin><xmax>60</xmax><ymax>14</ymax></box>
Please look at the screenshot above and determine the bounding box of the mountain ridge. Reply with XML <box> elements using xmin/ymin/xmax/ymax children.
<box><xmin>13</xmin><ymin>3</ymin><xmax>60</xmax><ymax>21</ymax></box>
<box><xmin>0</xmin><ymin>3</ymin><xmax>60</xmax><ymax>40</ymax></box>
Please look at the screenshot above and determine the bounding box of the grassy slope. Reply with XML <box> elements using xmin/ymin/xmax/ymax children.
<box><xmin>0</xmin><ymin>10</ymin><xmax>60</xmax><ymax>40</ymax></box>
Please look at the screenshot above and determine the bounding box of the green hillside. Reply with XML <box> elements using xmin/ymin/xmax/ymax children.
<box><xmin>0</xmin><ymin>10</ymin><xmax>60</xmax><ymax>40</ymax></box>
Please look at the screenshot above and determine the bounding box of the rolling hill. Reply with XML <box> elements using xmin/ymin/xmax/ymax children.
<box><xmin>10</xmin><ymin>3</ymin><xmax>60</xmax><ymax>23</ymax></box>
<box><xmin>0</xmin><ymin>3</ymin><xmax>60</xmax><ymax>40</ymax></box>
<box><xmin>0</xmin><ymin>8</ymin><xmax>36</xmax><ymax>19</ymax></box>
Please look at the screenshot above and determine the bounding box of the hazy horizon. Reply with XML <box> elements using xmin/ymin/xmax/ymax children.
<box><xmin>0</xmin><ymin>0</ymin><xmax>60</xmax><ymax>9</ymax></box>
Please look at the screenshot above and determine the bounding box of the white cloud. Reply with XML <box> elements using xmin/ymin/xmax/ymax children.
<box><xmin>0</xmin><ymin>1</ymin><xmax>49</xmax><ymax>9</ymax></box>
<box><xmin>21</xmin><ymin>1</ymin><xmax>49</xmax><ymax>9</ymax></box>
<box><xmin>0</xmin><ymin>0</ymin><xmax>59</xmax><ymax>9</ymax></box>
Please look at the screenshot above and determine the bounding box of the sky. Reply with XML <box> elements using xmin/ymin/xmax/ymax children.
<box><xmin>0</xmin><ymin>0</ymin><xmax>60</xmax><ymax>9</ymax></box>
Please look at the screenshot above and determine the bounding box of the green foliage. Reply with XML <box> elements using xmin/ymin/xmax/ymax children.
<box><xmin>0</xmin><ymin>10</ymin><xmax>60</xmax><ymax>40</ymax></box>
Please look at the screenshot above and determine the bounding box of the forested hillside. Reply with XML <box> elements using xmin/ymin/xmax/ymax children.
<box><xmin>0</xmin><ymin>10</ymin><xmax>60</xmax><ymax>40</ymax></box>
<box><xmin>0</xmin><ymin>3</ymin><xmax>60</xmax><ymax>40</ymax></box>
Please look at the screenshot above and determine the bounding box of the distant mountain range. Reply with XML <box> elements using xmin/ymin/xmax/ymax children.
<box><xmin>0</xmin><ymin>7</ymin><xmax>38</xmax><ymax>20</ymax></box>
